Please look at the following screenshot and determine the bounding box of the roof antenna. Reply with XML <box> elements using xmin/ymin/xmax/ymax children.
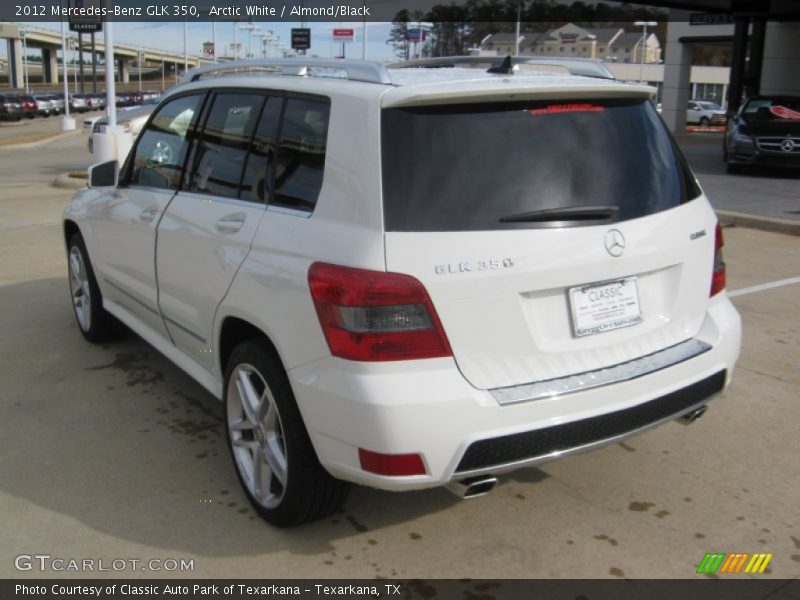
<box><xmin>487</xmin><ymin>55</ymin><xmax>514</xmax><ymax>75</ymax></box>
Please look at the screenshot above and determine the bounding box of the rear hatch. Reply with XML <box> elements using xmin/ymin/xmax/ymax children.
<box><xmin>381</xmin><ymin>94</ymin><xmax>715</xmax><ymax>391</ymax></box>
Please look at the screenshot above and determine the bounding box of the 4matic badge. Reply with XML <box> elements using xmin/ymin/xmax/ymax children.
<box><xmin>435</xmin><ymin>258</ymin><xmax>514</xmax><ymax>275</ymax></box>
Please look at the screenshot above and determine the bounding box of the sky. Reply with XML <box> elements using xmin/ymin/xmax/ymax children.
<box><xmin>7</xmin><ymin>21</ymin><xmax>401</xmax><ymax>62</ymax></box>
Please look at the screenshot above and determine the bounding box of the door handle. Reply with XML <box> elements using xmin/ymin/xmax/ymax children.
<box><xmin>214</xmin><ymin>214</ymin><xmax>246</xmax><ymax>234</ymax></box>
<box><xmin>139</xmin><ymin>207</ymin><xmax>159</xmax><ymax>223</ymax></box>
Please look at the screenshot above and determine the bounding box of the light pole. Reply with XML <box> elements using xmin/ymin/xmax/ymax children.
<box><xmin>253</xmin><ymin>31</ymin><xmax>266</xmax><ymax>58</ymax></box>
<box><xmin>60</xmin><ymin>18</ymin><xmax>74</xmax><ymax>131</ymax></box>
<box><xmin>70</xmin><ymin>36</ymin><xmax>78</xmax><ymax>96</ymax></box>
<box><xmin>633</xmin><ymin>20</ymin><xmax>657</xmax><ymax>83</ymax></box>
<box><xmin>212</xmin><ymin>19</ymin><xmax>217</xmax><ymax>63</ymax></box>
<box><xmin>362</xmin><ymin>7</ymin><xmax>367</xmax><ymax>59</ymax></box>
<box><xmin>183</xmin><ymin>21</ymin><xmax>189</xmax><ymax>73</ymax></box>
<box><xmin>240</xmin><ymin>23</ymin><xmax>259</xmax><ymax>58</ymax></box>
<box><xmin>138</xmin><ymin>48</ymin><xmax>143</xmax><ymax>93</ymax></box>
<box><xmin>514</xmin><ymin>0</ymin><xmax>521</xmax><ymax>56</ymax></box>
<box><xmin>20</xmin><ymin>27</ymin><xmax>29</xmax><ymax>94</ymax></box>
<box><xmin>232</xmin><ymin>21</ymin><xmax>238</xmax><ymax>59</ymax></box>
<box><xmin>103</xmin><ymin>20</ymin><xmax>116</xmax><ymax>128</ymax></box>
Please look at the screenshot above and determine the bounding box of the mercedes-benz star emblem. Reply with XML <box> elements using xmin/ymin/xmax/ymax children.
<box><xmin>604</xmin><ymin>229</ymin><xmax>626</xmax><ymax>257</ymax></box>
<box><xmin>781</xmin><ymin>139</ymin><xmax>796</xmax><ymax>152</ymax></box>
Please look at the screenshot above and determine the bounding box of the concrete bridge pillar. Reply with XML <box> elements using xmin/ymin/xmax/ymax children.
<box><xmin>760</xmin><ymin>22</ymin><xmax>800</xmax><ymax>96</ymax></box>
<box><xmin>661</xmin><ymin>24</ymin><xmax>692</xmax><ymax>134</ymax></box>
<box><xmin>6</xmin><ymin>38</ymin><xmax>24</xmax><ymax>89</ymax></box>
<box><xmin>118</xmin><ymin>58</ymin><xmax>130</xmax><ymax>83</ymax></box>
<box><xmin>42</xmin><ymin>47</ymin><xmax>59</xmax><ymax>85</ymax></box>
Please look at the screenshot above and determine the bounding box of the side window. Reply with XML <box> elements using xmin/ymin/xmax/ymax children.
<box><xmin>240</xmin><ymin>96</ymin><xmax>282</xmax><ymax>203</ymax></box>
<box><xmin>130</xmin><ymin>94</ymin><xmax>204</xmax><ymax>190</ymax></box>
<box><xmin>273</xmin><ymin>97</ymin><xmax>330</xmax><ymax>214</ymax></box>
<box><xmin>187</xmin><ymin>92</ymin><xmax>265</xmax><ymax>199</ymax></box>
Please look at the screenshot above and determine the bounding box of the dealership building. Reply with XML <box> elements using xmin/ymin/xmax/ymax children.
<box><xmin>479</xmin><ymin>0</ymin><xmax>800</xmax><ymax>134</ymax></box>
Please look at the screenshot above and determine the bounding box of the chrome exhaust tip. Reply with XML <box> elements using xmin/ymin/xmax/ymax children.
<box><xmin>446</xmin><ymin>475</ymin><xmax>498</xmax><ymax>499</ymax></box>
<box><xmin>678</xmin><ymin>405</ymin><xmax>708</xmax><ymax>425</ymax></box>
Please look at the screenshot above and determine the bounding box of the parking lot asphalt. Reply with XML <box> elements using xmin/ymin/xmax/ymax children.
<box><xmin>0</xmin><ymin>128</ymin><xmax>799</xmax><ymax>581</ymax></box>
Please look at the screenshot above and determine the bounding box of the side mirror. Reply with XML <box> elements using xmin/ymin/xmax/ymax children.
<box><xmin>87</xmin><ymin>160</ymin><xmax>118</xmax><ymax>188</ymax></box>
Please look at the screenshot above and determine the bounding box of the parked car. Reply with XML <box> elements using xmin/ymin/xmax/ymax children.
<box><xmin>141</xmin><ymin>91</ymin><xmax>162</xmax><ymax>103</ymax></box>
<box><xmin>64</xmin><ymin>58</ymin><xmax>741</xmax><ymax>527</ymax></box>
<box><xmin>90</xmin><ymin>94</ymin><xmax>107</xmax><ymax>110</ymax></box>
<box><xmin>48</xmin><ymin>93</ymin><xmax>66</xmax><ymax>115</ymax></box>
<box><xmin>724</xmin><ymin>95</ymin><xmax>800</xmax><ymax>173</ymax></box>
<box><xmin>17</xmin><ymin>95</ymin><xmax>38</xmax><ymax>118</ymax></box>
<box><xmin>0</xmin><ymin>94</ymin><xmax>24</xmax><ymax>120</ymax></box>
<box><xmin>687</xmin><ymin>100</ymin><xmax>727</xmax><ymax>126</ymax></box>
<box><xmin>115</xmin><ymin>92</ymin><xmax>138</xmax><ymax>107</ymax></box>
<box><xmin>32</xmin><ymin>94</ymin><xmax>56</xmax><ymax>117</ymax></box>
<box><xmin>87</xmin><ymin>103</ymin><xmax>156</xmax><ymax>153</ymax></box>
<box><xmin>69</xmin><ymin>94</ymin><xmax>91</xmax><ymax>113</ymax></box>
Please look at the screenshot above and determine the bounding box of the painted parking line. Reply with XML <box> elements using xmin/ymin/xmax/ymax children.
<box><xmin>728</xmin><ymin>277</ymin><xmax>800</xmax><ymax>298</ymax></box>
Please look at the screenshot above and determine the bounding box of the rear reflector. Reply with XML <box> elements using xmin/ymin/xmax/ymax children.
<box><xmin>308</xmin><ymin>262</ymin><xmax>452</xmax><ymax>361</ymax></box>
<box><xmin>710</xmin><ymin>223</ymin><xmax>726</xmax><ymax>297</ymax></box>
<box><xmin>358</xmin><ymin>449</ymin><xmax>427</xmax><ymax>476</ymax></box>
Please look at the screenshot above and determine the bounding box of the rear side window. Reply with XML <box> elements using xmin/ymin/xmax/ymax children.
<box><xmin>240</xmin><ymin>96</ymin><xmax>282</xmax><ymax>203</ymax></box>
<box><xmin>272</xmin><ymin>97</ymin><xmax>330</xmax><ymax>213</ymax></box>
<box><xmin>187</xmin><ymin>92</ymin><xmax>265</xmax><ymax>199</ymax></box>
<box><xmin>131</xmin><ymin>94</ymin><xmax>204</xmax><ymax>190</ymax></box>
<box><xmin>382</xmin><ymin>98</ymin><xmax>701</xmax><ymax>232</ymax></box>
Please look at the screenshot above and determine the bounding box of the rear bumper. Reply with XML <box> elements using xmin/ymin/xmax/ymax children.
<box><xmin>289</xmin><ymin>294</ymin><xmax>741</xmax><ymax>491</ymax></box>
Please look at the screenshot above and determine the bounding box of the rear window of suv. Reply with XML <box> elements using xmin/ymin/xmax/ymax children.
<box><xmin>381</xmin><ymin>98</ymin><xmax>700</xmax><ymax>232</ymax></box>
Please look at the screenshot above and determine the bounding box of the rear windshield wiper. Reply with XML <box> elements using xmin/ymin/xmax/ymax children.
<box><xmin>499</xmin><ymin>205</ymin><xmax>619</xmax><ymax>223</ymax></box>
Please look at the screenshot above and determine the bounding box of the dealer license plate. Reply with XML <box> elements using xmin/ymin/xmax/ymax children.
<box><xmin>569</xmin><ymin>278</ymin><xmax>642</xmax><ymax>337</ymax></box>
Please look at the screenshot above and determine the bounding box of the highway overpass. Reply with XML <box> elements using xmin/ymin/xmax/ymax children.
<box><xmin>0</xmin><ymin>23</ymin><xmax>214</xmax><ymax>90</ymax></box>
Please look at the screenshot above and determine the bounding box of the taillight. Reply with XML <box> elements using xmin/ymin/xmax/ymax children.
<box><xmin>710</xmin><ymin>223</ymin><xmax>726</xmax><ymax>297</ymax></box>
<box><xmin>308</xmin><ymin>262</ymin><xmax>452</xmax><ymax>362</ymax></box>
<box><xmin>358</xmin><ymin>449</ymin><xmax>427</xmax><ymax>476</ymax></box>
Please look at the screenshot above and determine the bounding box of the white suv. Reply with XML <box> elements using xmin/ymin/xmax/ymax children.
<box><xmin>63</xmin><ymin>58</ymin><xmax>741</xmax><ymax>526</ymax></box>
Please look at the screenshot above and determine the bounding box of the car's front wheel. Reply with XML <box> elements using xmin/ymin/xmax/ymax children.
<box><xmin>224</xmin><ymin>339</ymin><xmax>349</xmax><ymax>527</ymax></box>
<box><xmin>67</xmin><ymin>233</ymin><xmax>125</xmax><ymax>342</ymax></box>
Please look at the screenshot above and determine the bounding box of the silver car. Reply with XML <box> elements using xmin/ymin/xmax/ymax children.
<box><xmin>87</xmin><ymin>104</ymin><xmax>155</xmax><ymax>153</ymax></box>
<box><xmin>32</xmin><ymin>94</ymin><xmax>57</xmax><ymax>117</ymax></box>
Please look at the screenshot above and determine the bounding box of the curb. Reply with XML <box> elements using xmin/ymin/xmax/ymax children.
<box><xmin>52</xmin><ymin>172</ymin><xmax>87</xmax><ymax>191</ymax></box>
<box><xmin>717</xmin><ymin>210</ymin><xmax>800</xmax><ymax>236</ymax></box>
<box><xmin>0</xmin><ymin>128</ymin><xmax>83</xmax><ymax>150</ymax></box>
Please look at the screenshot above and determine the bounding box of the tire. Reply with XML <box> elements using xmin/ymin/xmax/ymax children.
<box><xmin>67</xmin><ymin>233</ymin><xmax>125</xmax><ymax>343</ymax></box>
<box><xmin>726</xmin><ymin>161</ymin><xmax>743</xmax><ymax>174</ymax></box>
<box><xmin>224</xmin><ymin>339</ymin><xmax>349</xmax><ymax>527</ymax></box>
<box><xmin>700</xmin><ymin>117</ymin><xmax>710</xmax><ymax>127</ymax></box>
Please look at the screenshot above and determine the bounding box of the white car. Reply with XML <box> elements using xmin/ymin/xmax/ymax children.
<box><xmin>687</xmin><ymin>99</ymin><xmax>727</xmax><ymax>126</ymax></box>
<box><xmin>86</xmin><ymin>104</ymin><xmax>157</xmax><ymax>154</ymax></box>
<box><xmin>63</xmin><ymin>58</ymin><xmax>741</xmax><ymax>526</ymax></box>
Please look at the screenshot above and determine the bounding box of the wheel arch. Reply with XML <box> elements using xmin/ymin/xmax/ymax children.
<box><xmin>217</xmin><ymin>315</ymin><xmax>287</xmax><ymax>378</ymax></box>
<box><xmin>64</xmin><ymin>219</ymin><xmax>81</xmax><ymax>250</ymax></box>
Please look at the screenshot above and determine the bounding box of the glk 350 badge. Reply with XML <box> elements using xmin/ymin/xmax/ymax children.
<box><xmin>435</xmin><ymin>258</ymin><xmax>514</xmax><ymax>275</ymax></box>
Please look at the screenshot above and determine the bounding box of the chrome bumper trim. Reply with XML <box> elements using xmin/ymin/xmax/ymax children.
<box><xmin>490</xmin><ymin>338</ymin><xmax>712</xmax><ymax>406</ymax></box>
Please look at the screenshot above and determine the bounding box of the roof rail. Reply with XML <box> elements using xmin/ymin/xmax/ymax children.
<box><xmin>389</xmin><ymin>56</ymin><xmax>616</xmax><ymax>80</ymax></box>
<box><xmin>181</xmin><ymin>58</ymin><xmax>394</xmax><ymax>86</ymax></box>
